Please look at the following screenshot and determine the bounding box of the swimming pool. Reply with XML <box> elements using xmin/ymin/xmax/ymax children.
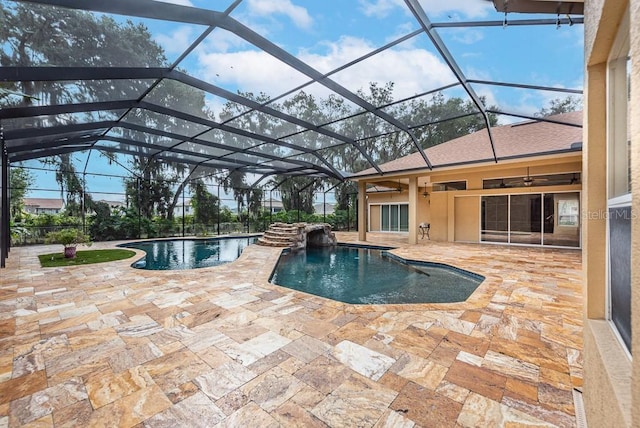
<box><xmin>119</xmin><ymin>236</ymin><xmax>258</xmax><ymax>270</ymax></box>
<box><xmin>270</xmin><ymin>245</ymin><xmax>484</xmax><ymax>304</ymax></box>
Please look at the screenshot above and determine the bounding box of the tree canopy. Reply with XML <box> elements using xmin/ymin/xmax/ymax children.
<box><xmin>8</xmin><ymin>168</ymin><xmax>33</xmax><ymax>221</ymax></box>
<box><xmin>3</xmin><ymin>2</ymin><xmax>503</xmax><ymax>218</ymax></box>
<box><xmin>536</xmin><ymin>96</ymin><xmax>582</xmax><ymax>117</ymax></box>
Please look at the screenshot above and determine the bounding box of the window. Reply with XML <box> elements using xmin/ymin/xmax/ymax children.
<box><xmin>380</xmin><ymin>204</ymin><xmax>409</xmax><ymax>232</ymax></box>
<box><xmin>607</xmin><ymin>11</ymin><xmax>631</xmax><ymax>353</ymax></box>
<box><xmin>432</xmin><ymin>181</ymin><xmax>466</xmax><ymax>191</ymax></box>
<box><xmin>483</xmin><ymin>172</ymin><xmax>581</xmax><ymax>189</ymax></box>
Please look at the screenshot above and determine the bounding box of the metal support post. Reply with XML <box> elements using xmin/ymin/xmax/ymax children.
<box><xmin>217</xmin><ymin>184</ymin><xmax>220</xmax><ymax>235</ymax></box>
<box><xmin>137</xmin><ymin>177</ymin><xmax>142</xmax><ymax>239</ymax></box>
<box><xmin>182</xmin><ymin>185</ymin><xmax>185</xmax><ymax>237</ymax></box>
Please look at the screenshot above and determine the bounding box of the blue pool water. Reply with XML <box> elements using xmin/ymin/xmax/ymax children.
<box><xmin>119</xmin><ymin>237</ymin><xmax>257</xmax><ymax>270</ymax></box>
<box><xmin>270</xmin><ymin>246</ymin><xmax>484</xmax><ymax>304</ymax></box>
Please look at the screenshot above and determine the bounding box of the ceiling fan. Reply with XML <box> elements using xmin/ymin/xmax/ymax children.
<box><xmin>523</xmin><ymin>167</ymin><xmax>535</xmax><ymax>187</ymax></box>
<box><xmin>502</xmin><ymin>167</ymin><xmax>549</xmax><ymax>187</ymax></box>
<box><xmin>570</xmin><ymin>173</ymin><xmax>580</xmax><ymax>184</ymax></box>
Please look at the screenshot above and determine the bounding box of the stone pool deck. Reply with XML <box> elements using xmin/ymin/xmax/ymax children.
<box><xmin>0</xmin><ymin>233</ymin><xmax>583</xmax><ymax>427</ymax></box>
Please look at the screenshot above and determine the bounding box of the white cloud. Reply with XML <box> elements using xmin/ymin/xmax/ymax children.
<box><xmin>195</xmin><ymin>35</ymin><xmax>458</xmax><ymax>117</ymax></box>
<box><xmin>246</xmin><ymin>0</ymin><xmax>313</xmax><ymax>30</ymax></box>
<box><xmin>359</xmin><ymin>0</ymin><xmax>405</xmax><ymax>18</ymax></box>
<box><xmin>196</xmin><ymin>49</ymin><xmax>311</xmax><ymax>96</ymax></box>
<box><xmin>479</xmin><ymin>83</ymin><xmax>578</xmax><ymax>124</ymax></box>
<box><xmin>465</xmin><ymin>66</ymin><xmax>492</xmax><ymax>81</ymax></box>
<box><xmin>449</xmin><ymin>28</ymin><xmax>485</xmax><ymax>45</ymax></box>
<box><xmin>385</xmin><ymin>21</ymin><xmax>422</xmax><ymax>46</ymax></box>
<box><xmin>474</xmin><ymin>85</ymin><xmax>499</xmax><ymax>108</ymax></box>
<box><xmin>302</xmin><ymin>36</ymin><xmax>456</xmax><ymax>98</ymax></box>
<box><xmin>200</xmin><ymin>28</ymin><xmax>252</xmax><ymax>53</ymax></box>
<box><xmin>154</xmin><ymin>26</ymin><xmax>196</xmax><ymax>55</ymax></box>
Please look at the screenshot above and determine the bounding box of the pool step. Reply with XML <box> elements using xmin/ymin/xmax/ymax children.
<box><xmin>257</xmin><ymin>222</ymin><xmax>337</xmax><ymax>250</ymax></box>
<box><xmin>258</xmin><ymin>222</ymin><xmax>305</xmax><ymax>248</ymax></box>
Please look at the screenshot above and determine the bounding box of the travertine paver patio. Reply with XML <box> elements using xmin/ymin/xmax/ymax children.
<box><xmin>0</xmin><ymin>233</ymin><xmax>583</xmax><ymax>427</ymax></box>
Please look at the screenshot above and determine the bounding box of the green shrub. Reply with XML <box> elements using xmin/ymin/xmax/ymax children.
<box><xmin>45</xmin><ymin>228</ymin><xmax>91</xmax><ymax>248</ymax></box>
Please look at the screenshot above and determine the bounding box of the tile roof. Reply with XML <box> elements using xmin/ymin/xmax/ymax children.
<box><xmin>97</xmin><ymin>199</ymin><xmax>126</xmax><ymax>207</ymax></box>
<box><xmin>262</xmin><ymin>198</ymin><xmax>284</xmax><ymax>208</ymax></box>
<box><xmin>23</xmin><ymin>198</ymin><xmax>64</xmax><ymax>209</ymax></box>
<box><xmin>354</xmin><ymin>111</ymin><xmax>582</xmax><ymax>177</ymax></box>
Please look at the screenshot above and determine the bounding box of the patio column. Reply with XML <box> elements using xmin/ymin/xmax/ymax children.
<box><xmin>584</xmin><ymin>62</ymin><xmax>608</xmax><ymax>320</ymax></box>
<box><xmin>408</xmin><ymin>177</ymin><xmax>417</xmax><ymax>244</ymax></box>
<box><xmin>358</xmin><ymin>180</ymin><xmax>366</xmax><ymax>241</ymax></box>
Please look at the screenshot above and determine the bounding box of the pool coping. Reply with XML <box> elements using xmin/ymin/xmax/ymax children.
<box><xmin>116</xmin><ymin>234</ymin><xmax>262</xmax><ymax>270</ymax></box>
<box><xmin>248</xmin><ymin>243</ymin><xmax>502</xmax><ymax>314</ymax></box>
<box><xmin>267</xmin><ymin>244</ymin><xmax>486</xmax><ymax>306</ymax></box>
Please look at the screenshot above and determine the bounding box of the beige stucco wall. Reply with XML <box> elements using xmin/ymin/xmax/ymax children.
<box><xmin>369</xmin><ymin>205</ymin><xmax>381</xmax><ymax>231</ymax></box>
<box><xmin>366</xmin><ymin>189</ymin><xmax>431</xmax><ymax>234</ymax></box>
<box><xmin>454</xmin><ymin>196</ymin><xmax>479</xmax><ymax>242</ymax></box>
<box><xmin>430</xmin><ymin>191</ymin><xmax>449</xmax><ymax>241</ymax></box>
<box><xmin>582</xmin><ymin>0</ymin><xmax>639</xmax><ymax>427</ymax></box>
<box><xmin>360</xmin><ymin>156</ymin><xmax>581</xmax><ymax>243</ymax></box>
<box><xmin>584</xmin><ymin>321</ymin><xmax>631</xmax><ymax>427</ymax></box>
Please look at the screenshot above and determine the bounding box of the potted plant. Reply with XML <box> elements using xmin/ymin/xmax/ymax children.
<box><xmin>45</xmin><ymin>229</ymin><xmax>92</xmax><ymax>258</ymax></box>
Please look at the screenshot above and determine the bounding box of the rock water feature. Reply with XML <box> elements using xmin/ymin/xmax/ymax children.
<box><xmin>257</xmin><ymin>222</ymin><xmax>337</xmax><ymax>250</ymax></box>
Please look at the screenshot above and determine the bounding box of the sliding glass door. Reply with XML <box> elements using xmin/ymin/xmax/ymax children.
<box><xmin>481</xmin><ymin>192</ymin><xmax>579</xmax><ymax>247</ymax></box>
<box><xmin>510</xmin><ymin>194</ymin><xmax>542</xmax><ymax>245</ymax></box>
<box><xmin>480</xmin><ymin>196</ymin><xmax>508</xmax><ymax>243</ymax></box>
<box><xmin>380</xmin><ymin>204</ymin><xmax>409</xmax><ymax>232</ymax></box>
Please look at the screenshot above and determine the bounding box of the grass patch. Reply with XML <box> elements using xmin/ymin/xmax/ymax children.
<box><xmin>38</xmin><ymin>249</ymin><xmax>137</xmax><ymax>267</ymax></box>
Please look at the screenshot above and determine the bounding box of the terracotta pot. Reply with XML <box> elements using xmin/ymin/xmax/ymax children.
<box><xmin>64</xmin><ymin>246</ymin><xmax>77</xmax><ymax>258</ymax></box>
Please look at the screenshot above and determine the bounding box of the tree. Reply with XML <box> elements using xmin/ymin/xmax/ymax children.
<box><xmin>39</xmin><ymin>154</ymin><xmax>93</xmax><ymax>218</ymax></box>
<box><xmin>1</xmin><ymin>3</ymin><xmax>210</xmax><ymax>223</ymax></box>
<box><xmin>409</xmin><ymin>93</ymin><xmax>498</xmax><ymax>150</ymax></box>
<box><xmin>9</xmin><ymin>167</ymin><xmax>33</xmax><ymax>221</ymax></box>
<box><xmin>3</xmin><ymin>1</ymin><xmax>511</xmax><ymax>214</ymax></box>
<box><xmin>221</xmin><ymin>171</ymin><xmax>250</xmax><ymax>221</ymax></box>
<box><xmin>536</xmin><ymin>96</ymin><xmax>582</xmax><ymax>117</ymax></box>
<box><xmin>333</xmin><ymin>181</ymin><xmax>357</xmax><ymax>211</ymax></box>
<box><xmin>190</xmin><ymin>180</ymin><xmax>219</xmax><ymax>227</ymax></box>
<box><xmin>124</xmin><ymin>172</ymin><xmax>174</xmax><ymax>219</ymax></box>
<box><xmin>275</xmin><ymin>177</ymin><xmax>322</xmax><ymax>213</ymax></box>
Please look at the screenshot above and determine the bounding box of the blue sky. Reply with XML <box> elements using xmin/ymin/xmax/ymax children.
<box><xmin>20</xmin><ymin>0</ymin><xmax>584</xmax><ymax>204</ymax></box>
<box><xmin>151</xmin><ymin>0</ymin><xmax>583</xmax><ymax>116</ymax></box>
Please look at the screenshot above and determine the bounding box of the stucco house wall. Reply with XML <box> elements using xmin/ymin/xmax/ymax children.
<box><xmin>361</xmin><ymin>156</ymin><xmax>581</xmax><ymax>245</ymax></box>
<box><xmin>582</xmin><ymin>0</ymin><xmax>639</xmax><ymax>426</ymax></box>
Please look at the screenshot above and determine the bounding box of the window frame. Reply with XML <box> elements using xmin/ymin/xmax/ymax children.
<box><xmin>431</xmin><ymin>180</ymin><xmax>467</xmax><ymax>192</ymax></box>
<box><xmin>605</xmin><ymin>8</ymin><xmax>632</xmax><ymax>356</ymax></box>
<box><xmin>375</xmin><ymin>203</ymin><xmax>410</xmax><ymax>233</ymax></box>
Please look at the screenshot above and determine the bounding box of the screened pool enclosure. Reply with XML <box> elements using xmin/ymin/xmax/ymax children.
<box><xmin>0</xmin><ymin>0</ymin><xmax>584</xmax><ymax>267</ymax></box>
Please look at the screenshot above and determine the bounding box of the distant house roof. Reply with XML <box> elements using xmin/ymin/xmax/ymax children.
<box><xmin>97</xmin><ymin>199</ymin><xmax>126</xmax><ymax>208</ymax></box>
<box><xmin>354</xmin><ymin>111</ymin><xmax>582</xmax><ymax>177</ymax></box>
<box><xmin>313</xmin><ymin>203</ymin><xmax>335</xmax><ymax>214</ymax></box>
<box><xmin>23</xmin><ymin>198</ymin><xmax>64</xmax><ymax>210</ymax></box>
<box><xmin>262</xmin><ymin>198</ymin><xmax>284</xmax><ymax>208</ymax></box>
